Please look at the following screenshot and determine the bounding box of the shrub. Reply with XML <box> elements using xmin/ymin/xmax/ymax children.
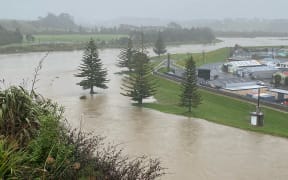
<box><xmin>0</xmin><ymin>86</ymin><xmax>40</xmax><ymax>147</ymax></box>
<box><xmin>285</xmin><ymin>76</ymin><xmax>288</xmax><ymax>86</ymax></box>
<box><xmin>0</xmin><ymin>138</ymin><xmax>26</xmax><ymax>179</ymax></box>
<box><xmin>0</xmin><ymin>86</ymin><xmax>165</xmax><ymax>179</ymax></box>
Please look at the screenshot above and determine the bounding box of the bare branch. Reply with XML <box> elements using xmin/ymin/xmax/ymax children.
<box><xmin>30</xmin><ymin>52</ymin><xmax>49</xmax><ymax>95</ymax></box>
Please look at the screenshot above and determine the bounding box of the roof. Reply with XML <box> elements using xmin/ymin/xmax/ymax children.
<box><xmin>225</xmin><ymin>60</ymin><xmax>262</xmax><ymax>67</ymax></box>
<box><xmin>225</xmin><ymin>85</ymin><xmax>265</xmax><ymax>91</ymax></box>
<box><xmin>269</xmin><ymin>89</ymin><xmax>288</xmax><ymax>94</ymax></box>
<box><xmin>239</xmin><ymin>66</ymin><xmax>278</xmax><ymax>72</ymax></box>
<box><xmin>283</xmin><ymin>71</ymin><xmax>288</xmax><ymax>76</ymax></box>
<box><xmin>279</xmin><ymin>61</ymin><xmax>288</xmax><ymax>65</ymax></box>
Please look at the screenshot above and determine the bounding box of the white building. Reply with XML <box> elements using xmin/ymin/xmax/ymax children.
<box><xmin>277</xmin><ymin>62</ymin><xmax>288</xmax><ymax>69</ymax></box>
<box><xmin>223</xmin><ymin>60</ymin><xmax>262</xmax><ymax>73</ymax></box>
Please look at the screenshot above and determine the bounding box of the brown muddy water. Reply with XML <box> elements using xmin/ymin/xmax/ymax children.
<box><xmin>1</xmin><ymin>38</ymin><xmax>288</xmax><ymax>179</ymax></box>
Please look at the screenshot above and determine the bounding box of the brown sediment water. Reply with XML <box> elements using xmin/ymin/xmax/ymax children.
<box><xmin>1</xmin><ymin>38</ymin><xmax>288</xmax><ymax>179</ymax></box>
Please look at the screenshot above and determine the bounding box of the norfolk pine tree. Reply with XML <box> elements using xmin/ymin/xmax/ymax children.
<box><xmin>117</xmin><ymin>38</ymin><xmax>135</xmax><ymax>72</ymax></box>
<box><xmin>153</xmin><ymin>31</ymin><xmax>167</xmax><ymax>57</ymax></box>
<box><xmin>180</xmin><ymin>56</ymin><xmax>201</xmax><ymax>112</ymax></box>
<box><xmin>121</xmin><ymin>51</ymin><xmax>157</xmax><ymax>105</ymax></box>
<box><xmin>75</xmin><ymin>39</ymin><xmax>108</xmax><ymax>94</ymax></box>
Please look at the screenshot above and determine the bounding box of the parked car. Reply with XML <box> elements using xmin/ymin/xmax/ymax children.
<box><xmin>256</xmin><ymin>81</ymin><xmax>265</xmax><ymax>86</ymax></box>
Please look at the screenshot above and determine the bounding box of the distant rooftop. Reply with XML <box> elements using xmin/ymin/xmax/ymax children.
<box><xmin>239</xmin><ymin>66</ymin><xmax>278</xmax><ymax>72</ymax></box>
<box><xmin>225</xmin><ymin>60</ymin><xmax>262</xmax><ymax>67</ymax></box>
<box><xmin>269</xmin><ymin>89</ymin><xmax>288</xmax><ymax>95</ymax></box>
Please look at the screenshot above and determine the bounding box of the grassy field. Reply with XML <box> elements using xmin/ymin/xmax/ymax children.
<box><xmin>148</xmin><ymin>47</ymin><xmax>288</xmax><ymax>137</ymax></box>
<box><xmin>151</xmin><ymin>47</ymin><xmax>230</xmax><ymax>67</ymax></box>
<box><xmin>27</xmin><ymin>34</ymin><xmax>128</xmax><ymax>43</ymax></box>
<box><xmin>0</xmin><ymin>34</ymin><xmax>128</xmax><ymax>54</ymax></box>
<box><xmin>144</xmin><ymin>76</ymin><xmax>288</xmax><ymax>137</ymax></box>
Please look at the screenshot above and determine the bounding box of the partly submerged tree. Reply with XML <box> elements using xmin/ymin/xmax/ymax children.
<box><xmin>179</xmin><ymin>56</ymin><xmax>201</xmax><ymax>112</ymax></box>
<box><xmin>153</xmin><ymin>31</ymin><xmax>167</xmax><ymax>57</ymax></box>
<box><xmin>117</xmin><ymin>38</ymin><xmax>135</xmax><ymax>72</ymax></box>
<box><xmin>121</xmin><ymin>51</ymin><xmax>157</xmax><ymax>105</ymax></box>
<box><xmin>75</xmin><ymin>39</ymin><xmax>108</xmax><ymax>94</ymax></box>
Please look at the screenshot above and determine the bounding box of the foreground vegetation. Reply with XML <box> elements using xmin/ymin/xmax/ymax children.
<box><xmin>0</xmin><ymin>86</ymin><xmax>164</xmax><ymax>179</ymax></box>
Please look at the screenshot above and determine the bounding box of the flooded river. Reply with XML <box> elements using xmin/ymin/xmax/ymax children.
<box><xmin>1</xmin><ymin>37</ymin><xmax>288</xmax><ymax>179</ymax></box>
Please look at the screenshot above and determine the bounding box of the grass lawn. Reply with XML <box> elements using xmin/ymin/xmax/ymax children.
<box><xmin>144</xmin><ymin>76</ymin><xmax>288</xmax><ymax>137</ymax></box>
<box><xmin>28</xmin><ymin>34</ymin><xmax>128</xmax><ymax>43</ymax></box>
<box><xmin>151</xmin><ymin>47</ymin><xmax>230</xmax><ymax>67</ymax></box>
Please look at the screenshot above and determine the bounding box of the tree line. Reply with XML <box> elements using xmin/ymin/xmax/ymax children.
<box><xmin>75</xmin><ymin>35</ymin><xmax>201</xmax><ymax>111</ymax></box>
<box><xmin>0</xmin><ymin>25</ymin><xmax>23</xmax><ymax>45</ymax></box>
<box><xmin>130</xmin><ymin>27</ymin><xmax>215</xmax><ymax>44</ymax></box>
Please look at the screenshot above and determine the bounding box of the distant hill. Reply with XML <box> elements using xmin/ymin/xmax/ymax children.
<box><xmin>0</xmin><ymin>13</ymin><xmax>78</xmax><ymax>34</ymax></box>
<box><xmin>92</xmin><ymin>17</ymin><xmax>288</xmax><ymax>34</ymax></box>
<box><xmin>0</xmin><ymin>25</ymin><xmax>23</xmax><ymax>45</ymax></box>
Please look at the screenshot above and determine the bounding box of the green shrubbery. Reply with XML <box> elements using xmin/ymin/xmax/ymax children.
<box><xmin>0</xmin><ymin>86</ymin><xmax>164</xmax><ymax>179</ymax></box>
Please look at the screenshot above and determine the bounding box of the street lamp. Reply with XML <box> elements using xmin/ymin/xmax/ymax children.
<box><xmin>250</xmin><ymin>88</ymin><xmax>264</xmax><ymax>126</ymax></box>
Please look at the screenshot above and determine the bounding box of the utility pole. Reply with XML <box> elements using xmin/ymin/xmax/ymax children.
<box><xmin>202</xmin><ymin>50</ymin><xmax>206</xmax><ymax>64</ymax></box>
<box><xmin>167</xmin><ymin>53</ymin><xmax>171</xmax><ymax>72</ymax></box>
<box><xmin>250</xmin><ymin>88</ymin><xmax>264</xmax><ymax>126</ymax></box>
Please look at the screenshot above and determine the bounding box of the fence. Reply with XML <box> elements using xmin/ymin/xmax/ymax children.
<box><xmin>153</xmin><ymin>71</ymin><xmax>288</xmax><ymax>112</ymax></box>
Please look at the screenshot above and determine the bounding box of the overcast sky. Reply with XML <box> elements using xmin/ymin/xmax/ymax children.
<box><xmin>1</xmin><ymin>0</ymin><xmax>288</xmax><ymax>21</ymax></box>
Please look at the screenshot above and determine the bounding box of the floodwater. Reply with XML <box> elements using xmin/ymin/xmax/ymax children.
<box><xmin>1</xmin><ymin>37</ymin><xmax>288</xmax><ymax>179</ymax></box>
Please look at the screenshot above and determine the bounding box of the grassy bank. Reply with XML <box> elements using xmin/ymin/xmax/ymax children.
<box><xmin>144</xmin><ymin>76</ymin><xmax>288</xmax><ymax>137</ymax></box>
<box><xmin>116</xmin><ymin>40</ymin><xmax>288</xmax><ymax>137</ymax></box>
<box><xmin>149</xmin><ymin>47</ymin><xmax>288</xmax><ymax>137</ymax></box>
<box><xmin>0</xmin><ymin>34</ymin><xmax>221</xmax><ymax>54</ymax></box>
<box><xmin>0</xmin><ymin>34</ymin><xmax>128</xmax><ymax>54</ymax></box>
<box><xmin>30</xmin><ymin>34</ymin><xmax>128</xmax><ymax>43</ymax></box>
<box><xmin>152</xmin><ymin>47</ymin><xmax>230</xmax><ymax>67</ymax></box>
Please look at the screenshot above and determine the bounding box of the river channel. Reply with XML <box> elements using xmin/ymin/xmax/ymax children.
<box><xmin>1</xmin><ymin>37</ymin><xmax>288</xmax><ymax>179</ymax></box>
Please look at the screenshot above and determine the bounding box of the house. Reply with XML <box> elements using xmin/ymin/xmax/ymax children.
<box><xmin>277</xmin><ymin>61</ymin><xmax>288</xmax><ymax>69</ymax></box>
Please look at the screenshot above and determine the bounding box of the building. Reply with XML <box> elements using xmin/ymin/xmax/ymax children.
<box><xmin>236</xmin><ymin>66</ymin><xmax>278</xmax><ymax>79</ymax></box>
<box><xmin>223</xmin><ymin>60</ymin><xmax>263</xmax><ymax>73</ymax></box>
<box><xmin>277</xmin><ymin>61</ymin><xmax>288</xmax><ymax>69</ymax></box>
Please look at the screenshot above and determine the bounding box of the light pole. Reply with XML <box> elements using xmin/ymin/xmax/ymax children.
<box><xmin>250</xmin><ymin>88</ymin><xmax>264</xmax><ymax>126</ymax></box>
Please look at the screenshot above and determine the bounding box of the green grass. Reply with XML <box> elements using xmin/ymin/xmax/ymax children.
<box><xmin>30</xmin><ymin>34</ymin><xmax>128</xmax><ymax>43</ymax></box>
<box><xmin>174</xmin><ymin>47</ymin><xmax>230</xmax><ymax>66</ymax></box>
<box><xmin>144</xmin><ymin>77</ymin><xmax>288</xmax><ymax>137</ymax></box>
<box><xmin>151</xmin><ymin>47</ymin><xmax>230</xmax><ymax>67</ymax></box>
<box><xmin>0</xmin><ymin>34</ymin><xmax>128</xmax><ymax>54</ymax></box>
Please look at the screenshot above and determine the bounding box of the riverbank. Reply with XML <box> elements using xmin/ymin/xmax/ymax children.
<box><xmin>144</xmin><ymin>76</ymin><xmax>288</xmax><ymax>138</ymax></box>
<box><xmin>148</xmin><ymin>46</ymin><xmax>288</xmax><ymax>137</ymax></box>
<box><xmin>0</xmin><ymin>34</ymin><xmax>221</xmax><ymax>54</ymax></box>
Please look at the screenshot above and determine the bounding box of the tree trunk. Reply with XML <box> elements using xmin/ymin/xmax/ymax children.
<box><xmin>188</xmin><ymin>100</ymin><xmax>192</xmax><ymax>112</ymax></box>
<box><xmin>90</xmin><ymin>86</ymin><xmax>94</xmax><ymax>94</ymax></box>
<box><xmin>138</xmin><ymin>98</ymin><xmax>143</xmax><ymax>105</ymax></box>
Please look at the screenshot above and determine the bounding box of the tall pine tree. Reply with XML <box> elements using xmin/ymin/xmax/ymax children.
<box><xmin>153</xmin><ymin>31</ymin><xmax>167</xmax><ymax>57</ymax></box>
<box><xmin>117</xmin><ymin>38</ymin><xmax>135</xmax><ymax>72</ymax></box>
<box><xmin>75</xmin><ymin>39</ymin><xmax>108</xmax><ymax>94</ymax></box>
<box><xmin>121</xmin><ymin>51</ymin><xmax>157</xmax><ymax>105</ymax></box>
<box><xmin>179</xmin><ymin>56</ymin><xmax>201</xmax><ymax>112</ymax></box>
